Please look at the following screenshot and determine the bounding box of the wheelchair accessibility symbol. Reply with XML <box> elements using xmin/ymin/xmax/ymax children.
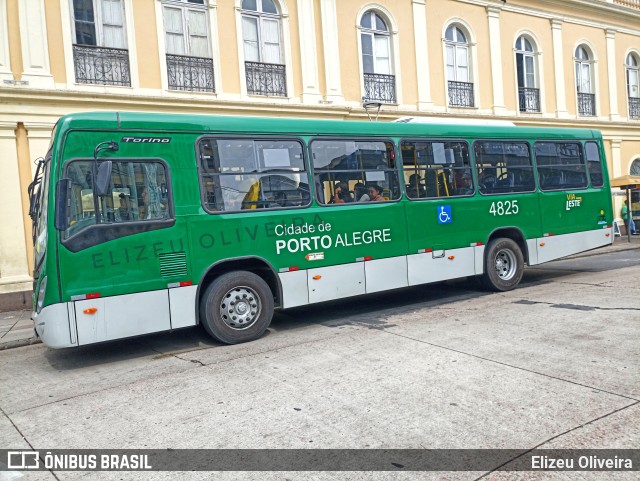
<box><xmin>438</xmin><ymin>205</ymin><xmax>452</xmax><ymax>224</ymax></box>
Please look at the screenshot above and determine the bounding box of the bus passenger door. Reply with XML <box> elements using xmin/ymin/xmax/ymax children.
<box><xmin>402</xmin><ymin>140</ymin><xmax>484</xmax><ymax>285</ymax></box>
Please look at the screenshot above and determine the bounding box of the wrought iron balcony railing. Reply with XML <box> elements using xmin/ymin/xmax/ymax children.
<box><xmin>73</xmin><ymin>44</ymin><xmax>131</xmax><ymax>86</ymax></box>
<box><xmin>448</xmin><ymin>81</ymin><xmax>475</xmax><ymax>107</ymax></box>
<box><xmin>630</xmin><ymin>97</ymin><xmax>640</xmax><ymax>119</ymax></box>
<box><xmin>518</xmin><ymin>87</ymin><xmax>541</xmax><ymax>112</ymax></box>
<box><xmin>245</xmin><ymin>61</ymin><xmax>287</xmax><ymax>97</ymax></box>
<box><xmin>166</xmin><ymin>54</ymin><xmax>215</xmax><ymax>93</ymax></box>
<box><xmin>612</xmin><ymin>0</ymin><xmax>640</xmax><ymax>9</ymax></box>
<box><xmin>363</xmin><ymin>73</ymin><xmax>397</xmax><ymax>104</ymax></box>
<box><xmin>577</xmin><ymin>92</ymin><xmax>596</xmax><ymax>116</ymax></box>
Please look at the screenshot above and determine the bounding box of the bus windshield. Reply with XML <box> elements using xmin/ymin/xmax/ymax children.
<box><xmin>29</xmin><ymin>154</ymin><xmax>51</xmax><ymax>273</ymax></box>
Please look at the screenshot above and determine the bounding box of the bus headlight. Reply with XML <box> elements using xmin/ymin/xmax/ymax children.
<box><xmin>36</xmin><ymin>276</ymin><xmax>47</xmax><ymax>313</ymax></box>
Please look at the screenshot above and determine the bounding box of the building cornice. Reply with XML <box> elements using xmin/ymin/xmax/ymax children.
<box><xmin>459</xmin><ymin>0</ymin><xmax>640</xmax><ymax>30</ymax></box>
<box><xmin>2</xmin><ymin>87</ymin><xmax>640</xmax><ymax>135</ymax></box>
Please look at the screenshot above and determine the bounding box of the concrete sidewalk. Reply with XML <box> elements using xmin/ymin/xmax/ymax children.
<box><xmin>0</xmin><ymin>309</ymin><xmax>38</xmax><ymax>350</ymax></box>
<box><xmin>1</xmin><ymin>234</ymin><xmax>638</xmax><ymax>351</ymax></box>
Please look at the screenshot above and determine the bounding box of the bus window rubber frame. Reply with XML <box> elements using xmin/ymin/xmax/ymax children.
<box><xmin>60</xmin><ymin>157</ymin><xmax>175</xmax><ymax>252</ymax></box>
<box><xmin>195</xmin><ymin>135</ymin><xmax>313</xmax><ymax>215</ymax></box>
<box><xmin>309</xmin><ymin>136</ymin><xmax>402</xmax><ymax>207</ymax></box>
<box><xmin>399</xmin><ymin>137</ymin><xmax>475</xmax><ymax>201</ymax></box>
<box><xmin>532</xmin><ymin>140</ymin><xmax>591</xmax><ymax>192</ymax></box>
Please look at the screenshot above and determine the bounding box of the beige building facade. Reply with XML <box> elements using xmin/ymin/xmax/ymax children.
<box><xmin>0</xmin><ymin>0</ymin><xmax>639</xmax><ymax>296</ymax></box>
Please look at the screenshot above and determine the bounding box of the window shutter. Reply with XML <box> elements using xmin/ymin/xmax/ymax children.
<box><xmin>101</xmin><ymin>0</ymin><xmax>125</xmax><ymax>49</ymax></box>
<box><xmin>242</xmin><ymin>15</ymin><xmax>260</xmax><ymax>62</ymax></box>
<box><xmin>446</xmin><ymin>44</ymin><xmax>455</xmax><ymax>80</ymax></box>
<box><xmin>374</xmin><ymin>36</ymin><xmax>391</xmax><ymax>75</ymax></box>
<box><xmin>262</xmin><ymin>18</ymin><xmax>281</xmax><ymax>64</ymax></box>
<box><xmin>581</xmin><ymin>64</ymin><xmax>591</xmax><ymax>93</ymax></box>
<box><xmin>628</xmin><ymin>69</ymin><xmax>639</xmax><ymax>98</ymax></box>
<box><xmin>164</xmin><ymin>6</ymin><xmax>185</xmax><ymax>55</ymax></box>
<box><xmin>361</xmin><ymin>33</ymin><xmax>374</xmax><ymax>74</ymax></box>
<box><xmin>525</xmin><ymin>56</ymin><xmax>535</xmax><ymax>88</ymax></box>
<box><xmin>456</xmin><ymin>46</ymin><xmax>468</xmax><ymax>82</ymax></box>
<box><xmin>187</xmin><ymin>9</ymin><xmax>209</xmax><ymax>58</ymax></box>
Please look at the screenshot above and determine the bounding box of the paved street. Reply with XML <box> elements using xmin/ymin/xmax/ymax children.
<box><xmin>0</xmin><ymin>249</ymin><xmax>638</xmax><ymax>480</ymax></box>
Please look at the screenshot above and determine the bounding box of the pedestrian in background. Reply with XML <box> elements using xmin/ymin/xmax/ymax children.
<box><xmin>622</xmin><ymin>199</ymin><xmax>638</xmax><ymax>235</ymax></box>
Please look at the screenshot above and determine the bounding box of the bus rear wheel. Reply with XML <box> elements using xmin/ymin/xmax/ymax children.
<box><xmin>481</xmin><ymin>237</ymin><xmax>524</xmax><ymax>292</ymax></box>
<box><xmin>199</xmin><ymin>271</ymin><xmax>274</xmax><ymax>344</ymax></box>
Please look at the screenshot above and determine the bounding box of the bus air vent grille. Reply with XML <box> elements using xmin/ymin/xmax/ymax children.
<box><xmin>159</xmin><ymin>252</ymin><xmax>188</xmax><ymax>278</ymax></box>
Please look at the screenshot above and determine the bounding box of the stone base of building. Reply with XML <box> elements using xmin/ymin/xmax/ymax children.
<box><xmin>0</xmin><ymin>290</ymin><xmax>32</xmax><ymax>312</ymax></box>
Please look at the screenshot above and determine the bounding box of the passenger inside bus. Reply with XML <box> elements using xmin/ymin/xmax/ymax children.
<box><xmin>330</xmin><ymin>182</ymin><xmax>353</xmax><ymax>203</ymax></box>
<box><xmin>456</xmin><ymin>171</ymin><xmax>474</xmax><ymax>195</ymax></box>
<box><xmin>406</xmin><ymin>173</ymin><xmax>426</xmax><ymax>198</ymax></box>
<box><xmin>354</xmin><ymin>182</ymin><xmax>369</xmax><ymax>202</ymax></box>
<box><xmin>367</xmin><ymin>184</ymin><xmax>384</xmax><ymax>202</ymax></box>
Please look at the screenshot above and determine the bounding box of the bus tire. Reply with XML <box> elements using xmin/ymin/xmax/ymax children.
<box><xmin>199</xmin><ymin>271</ymin><xmax>274</xmax><ymax>344</ymax></box>
<box><xmin>481</xmin><ymin>237</ymin><xmax>524</xmax><ymax>292</ymax></box>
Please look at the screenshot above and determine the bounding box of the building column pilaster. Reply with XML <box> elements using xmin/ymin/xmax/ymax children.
<box><xmin>605</xmin><ymin>29</ymin><xmax>620</xmax><ymax>121</ymax></box>
<box><xmin>487</xmin><ymin>6</ymin><xmax>506</xmax><ymax>115</ymax></box>
<box><xmin>297</xmin><ymin>0</ymin><xmax>322</xmax><ymax>104</ymax></box>
<box><xmin>551</xmin><ymin>19</ymin><xmax>570</xmax><ymax>118</ymax></box>
<box><xmin>412</xmin><ymin>0</ymin><xmax>433</xmax><ymax>111</ymax></box>
<box><xmin>0</xmin><ymin>123</ymin><xmax>32</xmax><ymax>293</ymax></box>
<box><xmin>319</xmin><ymin>0</ymin><xmax>343</xmax><ymax>104</ymax></box>
<box><xmin>17</xmin><ymin>0</ymin><xmax>54</xmax><ymax>88</ymax></box>
<box><xmin>0</xmin><ymin>0</ymin><xmax>12</xmax><ymax>82</ymax></box>
<box><xmin>611</xmin><ymin>138</ymin><xmax>622</xmax><ymax>178</ymax></box>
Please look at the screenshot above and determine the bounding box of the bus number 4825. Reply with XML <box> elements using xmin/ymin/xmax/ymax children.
<box><xmin>489</xmin><ymin>200</ymin><xmax>519</xmax><ymax>216</ymax></box>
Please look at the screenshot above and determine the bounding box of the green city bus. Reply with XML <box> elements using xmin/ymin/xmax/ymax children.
<box><xmin>29</xmin><ymin>112</ymin><xmax>613</xmax><ymax>348</ymax></box>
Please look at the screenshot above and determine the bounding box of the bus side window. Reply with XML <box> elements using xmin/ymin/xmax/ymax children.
<box><xmin>535</xmin><ymin>142</ymin><xmax>587</xmax><ymax>191</ymax></box>
<box><xmin>585</xmin><ymin>141</ymin><xmax>604</xmax><ymax>188</ymax></box>
<box><xmin>401</xmin><ymin>140</ymin><xmax>472</xmax><ymax>199</ymax></box>
<box><xmin>473</xmin><ymin>141</ymin><xmax>534</xmax><ymax>195</ymax></box>
<box><xmin>198</xmin><ymin>138</ymin><xmax>310</xmax><ymax>213</ymax></box>
<box><xmin>310</xmin><ymin>139</ymin><xmax>400</xmax><ymax>205</ymax></box>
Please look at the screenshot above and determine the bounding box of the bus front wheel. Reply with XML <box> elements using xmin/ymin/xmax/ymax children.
<box><xmin>481</xmin><ymin>238</ymin><xmax>524</xmax><ymax>292</ymax></box>
<box><xmin>199</xmin><ymin>271</ymin><xmax>274</xmax><ymax>344</ymax></box>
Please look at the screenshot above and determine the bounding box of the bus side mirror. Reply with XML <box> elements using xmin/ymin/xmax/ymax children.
<box><xmin>54</xmin><ymin>178</ymin><xmax>70</xmax><ymax>231</ymax></box>
<box><xmin>95</xmin><ymin>160</ymin><xmax>112</xmax><ymax>197</ymax></box>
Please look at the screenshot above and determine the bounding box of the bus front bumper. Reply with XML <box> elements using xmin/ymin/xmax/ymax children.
<box><xmin>32</xmin><ymin>303</ymin><xmax>78</xmax><ymax>349</ymax></box>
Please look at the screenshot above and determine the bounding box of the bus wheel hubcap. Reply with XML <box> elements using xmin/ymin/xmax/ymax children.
<box><xmin>220</xmin><ymin>286</ymin><xmax>261</xmax><ymax>330</ymax></box>
<box><xmin>494</xmin><ymin>249</ymin><xmax>516</xmax><ymax>280</ymax></box>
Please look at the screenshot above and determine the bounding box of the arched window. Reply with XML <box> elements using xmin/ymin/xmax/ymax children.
<box><xmin>575</xmin><ymin>45</ymin><xmax>595</xmax><ymax>116</ymax></box>
<box><xmin>241</xmin><ymin>0</ymin><xmax>286</xmax><ymax>97</ymax></box>
<box><xmin>445</xmin><ymin>24</ymin><xmax>473</xmax><ymax>107</ymax></box>
<box><xmin>162</xmin><ymin>0</ymin><xmax>214</xmax><ymax>93</ymax></box>
<box><xmin>71</xmin><ymin>0</ymin><xmax>130</xmax><ymax>86</ymax></box>
<box><xmin>360</xmin><ymin>10</ymin><xmax>395</xmax><ymax>103</ymax></box>
<box><xmin>627</xmin><ymin>53</ymin><xmax>640</xmax><ymax>119</ymax></box>
<box><xmin>631</xmin><ymin>158</ymin><xmax>640</xmax><ymax>176</ymax></box>
<box><xmin>515</xmin><ymin>36</ymin><xmax>539</xmax><ymax>112</ymax></box>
